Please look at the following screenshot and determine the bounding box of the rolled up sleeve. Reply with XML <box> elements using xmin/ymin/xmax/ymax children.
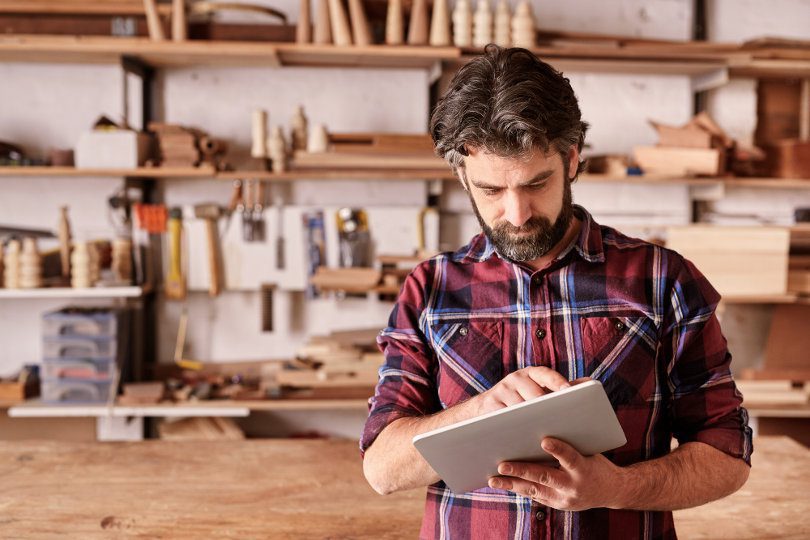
<box><xmin>360</xmin><ymin>264</ymin><xmax>440</xmax><ymax>456</ymax></box>
<box><xmin>664</xmin><ymin>257</ymin><xmax>753</xmax><ymax>465</ymax></box>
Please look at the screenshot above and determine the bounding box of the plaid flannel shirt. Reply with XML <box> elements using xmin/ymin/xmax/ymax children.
<box><xmin>361</xmin><ymin>205</ymin><xmax>752</xmax><ymax>540</ymax></box>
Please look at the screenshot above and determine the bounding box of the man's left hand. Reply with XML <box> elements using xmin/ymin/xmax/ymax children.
<box><xmin>488</xmin><ymin>437</ymin><xmax>626</xmax><ymax>511</ymax></box>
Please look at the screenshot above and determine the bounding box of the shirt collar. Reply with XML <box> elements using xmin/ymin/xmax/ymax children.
<box><xmin>459</xmin><ymin>205</ymin><xmax>605</xmax><ymax>265</ymax></box>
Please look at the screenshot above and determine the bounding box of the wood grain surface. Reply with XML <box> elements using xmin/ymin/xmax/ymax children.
<box><xmin>0</xmin><ymin>437</ymin><xmax>807</xmax><ymax>538</ymax></box>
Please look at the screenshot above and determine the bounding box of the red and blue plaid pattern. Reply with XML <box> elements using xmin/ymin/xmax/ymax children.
<box><xmin>362</xmin><ymin>206</ymin><xmax>752</xmax><ymax>540</ymax></box>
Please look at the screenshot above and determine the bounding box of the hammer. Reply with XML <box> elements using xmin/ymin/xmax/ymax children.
<box><xmin>194</xmin><ymin>203</ymin><xmax>223</xmax><ymax>296</ymax></box>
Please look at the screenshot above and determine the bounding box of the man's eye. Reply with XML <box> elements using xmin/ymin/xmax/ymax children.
<box><xmin>526</xmin><ymin>183</ymin><xmax>546</xmax><ymax>191</ymax></box>
<box><xmin>481</xmin><ymin>188</ymin><xmax>501</xmax><ymax>196</ymax></box>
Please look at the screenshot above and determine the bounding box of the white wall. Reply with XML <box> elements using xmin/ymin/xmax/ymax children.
<box><xmin>2</xmin><ymin>0</ymin><xmax>808</xmax><ymax>435</ymax></box>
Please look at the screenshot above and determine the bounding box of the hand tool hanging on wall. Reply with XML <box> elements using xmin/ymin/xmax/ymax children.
<box><xmin>337</xmin><ymin>208</ymin><xmax>371</xmax><ymax>267</ymax></box>
<box><xmin>274</xmin><ymin>195</ymin><xmax>285</xmax><ymax>269</ymax></box>
<box><xmin>194</xmin><ymin>203</ymin><xmax>224</xmax><ymax>296</ymax></box>
<box><xmin>241</xmin><ymin>179</ymin><xmax>255</xmax><ymax>242</ymax></box>
<box><xmin>252</xmin><ymin>180</ymin><xmax>266</xmax><ymax>242</ymax></box>
<box><xmin>165</xmin><ymin>207</ymin><xmax>187</xmax><ymax>300</ymax></box>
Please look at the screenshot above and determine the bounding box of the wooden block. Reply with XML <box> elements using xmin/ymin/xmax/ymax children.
<box><xmin>171</xmin><ymin>0</ymin><xmax>186</xmax><ymax>41</ymax></box>
<box><xmin>666</xmin><ymin>226</ymin><xmax>790</xmax><ymax>297</ymax></box>
<box><xmin>314</xmin><ymin>0</ymin><xmax>332</xmax><ymax>44</ymax></box>
<box><xmin>142</xmin><ymin>0</ymin><xmax>165</xmax><ymax>41</ymax></box>
<box><xmin>385</xmin><ymin>0</ymin><xmax>403</xmax><ymax>45</ymax></box>
<box><xmin>740</xmin><ymin>368</ymin><xmax>810</xmax><ymax>382</ymax></box>
<box><xmin>310</xmin><ymin>266</ymin><xmax>381</xmax><ymax>293</ymax></box>
<box><xmin>292</xmin><ymin>151</ymin><xmax>446</xmax><ymax>170</ymax></box>
<box><xmin>158</xmin><ymin>417</ymin><xmax>245</xmax><ymax>441</ymax></box>
<box><xmin>296</xmin><ymin>0</ymin><xmax>312</xmax><ymax>43</ymax></box>
<box><xmin>650</xmin><ymin>121</ymin><xmax>714</xmax><ymax>148</ymax></box>
<box><xmin>328</xmin><ymin>132</ymin><xmax>435</xmax><ymax>155</ymax></box>
<box><xmin>634</xmin><ymin>146</ymin><xmax>724</xmax><ymax>176</ymax></box>
<box><xmin>764</xmin><ymin>139</ymin><xmax>810</xmax><ymax>179</ymax></box>
<box><xmin>765</xmin><ymin>305</ymin><xmax>810</xmax><ymax>371</ymax></box>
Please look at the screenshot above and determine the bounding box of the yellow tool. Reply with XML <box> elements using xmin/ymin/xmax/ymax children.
<box><xmin>165</xmin><ymin>207</ymin><xmax>187</xmax><ymax>301</ymax></box>
<box><xmin>173</xmin><ymin>309</ymin><xmax>203</xmax><ymax>371</ymax></box>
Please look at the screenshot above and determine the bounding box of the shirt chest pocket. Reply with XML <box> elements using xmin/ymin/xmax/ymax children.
<box><xmin>579</xmin><ymin>316</ymin><xmax>659</xmax><ymax>406</ymax></box>
<box><xmin>430</xmin><ymin>320</ymin><xmax>503</xmax><ymax>408</ymax></box>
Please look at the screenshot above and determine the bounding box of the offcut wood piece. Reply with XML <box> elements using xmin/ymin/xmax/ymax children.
<box><xmin>429</xmin><ymin>0</ymin><xmax>451</xmax><ymax>46</ymax></box>
<box><xmin>250</xmin><ymin>109</ymin><xmax>268</xmax><ymax>159</ymax></box>
<box><xmin>452</xmin><ymin>0</ymin><xmax>472</xmax><ymax>47</ymax></box>
<box><xmin>511</xmin><ymin>0</ymin><xmax>535</xmax><ymax>48</ymax></box>
<box><xmin>385</xmin><ymin>0</ymin><xmax>403</xmax><ymax>45</ymax></box>
<box><xmin>740</xmin><ymin>368</ymin><xmax>810</xmax><ymax>382</ymax></box>
<box><xmin>689</xmin><ymin>111</ymin><xmax>733</xmax><ymax>148</ymax></box>
<box><xmin>633</xmin><ymin>146</ymin><xmax>725</xmax><ymax>176</ymax></box>
<box><xmin>276</xmin><ymin>368</ymin><xmax>376</xmax><ymax>388</ymax></box>
<box><xmin>290</xmin><ymin>105</ymin><xmax>308</xmax><ymax>152</ymax></box>
<box><xmin>19</xmin><ymin>238</ymin><xmax>43</xmax><ymax>289</ymax></box>
<box><xmin>296</xmin><ymin>0</ymin><xmax>312</xmax><ymax>43</ymax></box>
<box><xmin>788</xmin><ymin>254</ymin><xmax>810</xmax><ymax>294</ymax></box>
<box><xmin>268</xmin><ymin>126</ymin><xmax>288</xmax><ymax>173</ymax></box>
<box><xmin>57</xmin><ymin>206</ymin><xmax>71</xmax><ymax>280</ymax></box>
<box><xmin>765</xmin><ymin>304</ymin><xmax>810</xmax><ymax>372</ymax></box>
<box><xmin>111</xmin><ymin>237</ymin><xmax>132</xmax><ymax>283</ymax></box>
<box><xmin>310</xmin><ymin>266</ymin><xmax>381</xmax><ymax>293</ymax></box>
<box><xmin>764</xmin><ymin>139</ymin><xmax>810</xmax><ymax>179</ymax></box>
<box><xmin>666</xmin><ymin>226</ymin><xmax>790</xmax><ymax>297</ymax></box>
<box><xmin>407</xmin><ymin>0</ymin><xmax>429</xmax><ymax>45</ymax></box>
<box><xmin>307</xmin><ymin>124</ymin><xmax>330</xmax><ymax>153</ymax></box>
<box><xmin>347</xmin><ymin>0</ymin><xmax>372</xmax><ymax>46</ymax></box>
<box><xmin>158</xmin><ymin>417</ymin><xmax>245</xmax><ymax>441</ymax></box>
<box><xmin>70</xmin><ymin>241</ymin><xmax>91</xmax><ymax>289</ymax></box>
<box><xmin>737</xmin><ymin>380</ymin><xmax>810</xmax><ymax>406</ymax></box>
<box><xmin>493</xmin><ymin>0</ymin><xmax>511</xmax><ymax>46</ymax></box>
<box><xmin>171</xmin><ymin>0</ymin><xmax>186</xmax><ymax>41</ymax></box>
<box><xmin>328</xmin><ymin>132</ymin><xmax>434</xmax><ymax>154</ymax></box>
<box><xmin>292</xmin><ymin>150</ymin><xmax>445</xmax><ymax>169</ymax></box>
<box><xmin>313</xmin><ymin>0</ymin><xmax>332</xmax><ymax>44</ymax></box>
<box><xmin>327</xmin><ymin>0</ymin><xmax>352</xmax><ymax>46</ymax></box>
<box><xmin>4</xmin><ymin>240</ymin><xmax>21</xmax><ymax>289</ymax></box>
<box><xmin>118</xmin><ymin>382</ymin><xmax>165</xmax><ymax>405</ymax></box>
<box><xmin>142</xmin><ymin>0</ymin><xmax>165</xmax><ymax>41</ymax></box>
<box><xmin>649</xmin><ymin>121</ymin><xmax>714</xmax><ymax>148</ymax></box>
<box><xmin>473</xmin><ymin>0</ymin><xmax>493</xmax><ymax>48</ymax></box>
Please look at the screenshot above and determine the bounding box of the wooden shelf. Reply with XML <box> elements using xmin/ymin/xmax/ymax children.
<box><xmin>744</xmin><ymin>404</ymin><xmax>810</xmax><ymax>418</ymax></box>
<box><xmin>0</xmin><ymin>35</ymin><xmax>808</xmax><ymax>77</ymax></box>
<box><xmin>0</xmin><ymin>286</ymin><xmax>143</xmax><ymax>299</ymax></box>
<box><xmin>3</xmin><ymin>166</ymin><xmax>809</xmax><ymax>188</ymax></box>
<box><xmin>0</xmin><ymin>166</ymin><xmax>215</xmax><ymax>178</ymax></box>
<box><xmin>7</xmin><ymin>398</ymin><xmax>368</xmax><ymax>418</ymax></box>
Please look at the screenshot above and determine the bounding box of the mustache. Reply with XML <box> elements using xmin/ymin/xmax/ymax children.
<box><xmin>493</xmin><ymin>216</ymin><xmax>549</xmax><ymax>235</ymax></box>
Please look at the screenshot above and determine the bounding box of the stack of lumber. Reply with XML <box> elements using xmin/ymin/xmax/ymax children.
<box><xmin>148</xmin><ymin>122</ymin><xmax>203</xmax><ymax>168</ymax></box>
<box><xmin>273</xmin><ymin>329</ymin><xmax>383</xmax><ymax>398</ymax></box>
<box><xmin>665</xmin><ymin>225</ymin><xmax>790</xmax><ymax>297</ymax></box>
<box><xmin>158</xmin><ymin>417</ymin><xmax>245</xmax><ymax>441</ymax></box>
<box><xmin>737</xmin><ymin>379</ymin><xmax>810</xmax><ymax>407</ymax></box>
<box><xmin>788</xmin><ymin>226</ymin><xmax>810</xmax><ymax>295</ymax></box>
<box><xmin>634</xmin><ymin>112</ymin><xmax>730</xmax><ymax>177</ymax></box>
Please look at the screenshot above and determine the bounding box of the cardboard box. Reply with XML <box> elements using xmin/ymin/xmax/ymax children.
<box><xmin>666</xmin><ymin>226</ymin><xmax>790</xmax><ymax>297</ymax></box>
<box><xmin>75</xmin><ymin>130</ymin><xmax>151</xmax><ymax>169</ymax></box>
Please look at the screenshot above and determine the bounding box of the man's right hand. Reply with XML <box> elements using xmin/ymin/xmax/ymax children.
<box><xmin>476</xmin><ymin>367</ymin><xmax>583</xmax><ymax>415</ymax></box>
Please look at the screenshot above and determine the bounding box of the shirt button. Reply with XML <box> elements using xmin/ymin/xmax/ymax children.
<box><xmin>615</xmin><ymin>321</ymin><xmax>625</xmax><ymax>331</ymax></box>
<box><xmin>459</xmin><ymin>326</ymin><xmax>468</xmax><ymax>337</ymax></box>
<box><xmin>535</xmin><ymin>510</ymin><xmax>546</xmax><ymax>521</ymax></box>
<box><xmin>535</xmin><ymin>328</ymin><xmax>546</xmax><ymax>339</ymax></box>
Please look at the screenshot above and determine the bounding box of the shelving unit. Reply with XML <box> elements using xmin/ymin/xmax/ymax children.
<box><xmin>6</xmin><ymin>398</ymin><xmax>368</xmax><ymax>418</ymax></box>
<box><xmin>2</xmin><ymin>166</ymin><xmax>809</xmax><ymax>188</ymax></box>
<box><xmin>0</xmin><ymin>286</ymin><xmax>144</xmax><ymax>300</ymax></box>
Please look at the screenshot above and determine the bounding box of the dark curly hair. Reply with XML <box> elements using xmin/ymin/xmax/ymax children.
<box><xmin>430</xmin><ymin>45</ymin><xmax>588</xmax><ymax>180</ymax></box>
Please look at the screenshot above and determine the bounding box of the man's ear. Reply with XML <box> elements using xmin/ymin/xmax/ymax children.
<box><xmin>566</xmin><ymin>147</ymin><xmax>580</xmax><ymax>181</ymax></box>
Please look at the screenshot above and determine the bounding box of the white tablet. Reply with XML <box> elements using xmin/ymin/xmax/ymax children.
<box><xmin>412</xmin><ymin>380</ymin><xmax>627</xmax><ymax>493</ymax></box>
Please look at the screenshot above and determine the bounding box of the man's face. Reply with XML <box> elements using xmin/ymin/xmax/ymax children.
<box><xmin>461</xmin><ymin>146</ymin><xmax>578</xmax><ymax>263</ymax></box>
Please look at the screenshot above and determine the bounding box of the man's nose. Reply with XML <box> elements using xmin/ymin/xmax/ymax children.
<box><xmin>502</xmin><ymin>192</ymin><xmax>532</xmax><ymax>228</ymax></box>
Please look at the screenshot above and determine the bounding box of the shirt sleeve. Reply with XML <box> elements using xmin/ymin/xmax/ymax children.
<box><xmin>359</xmin><ymin>262</ymin><xmax>441</xmax><ymax>456</ymax></box>
<box><xmin>663</xmin><ymin>254</ymin><xmax>753</xmax><ymax>465</ymax></box>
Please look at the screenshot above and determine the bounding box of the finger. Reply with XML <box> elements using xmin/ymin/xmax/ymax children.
<box><xmin>488</xmin><ymin>476</ymin><xmax>557</xmax><ymax>503</ymax></box>
<box><xmin>525</xmin><ymin>367</ymin><xmax>571</xmax><ymax>392</ymax></box>
<box><xmin>497</xmin><ymin>388</ymin><xmax>524</xmax><ymax>407</ymax></box>
<box><xmin>511</xmin><ymin>376</ymin><xmax>548</xmax><ymax>401</ymax></box>
<box><xmin>542</xmin><ymin>438</ymin><xmax>582</xmax><ymax>470</ymax></box>
<box><xmin>497</xmin><ymin>461</ymin><xmax>568</xmax><ymax>490</ymax></box>
<box><xmin>571</xmin><ymin>377</ymin><xmax>592</xmax><ymax>386</ymax></box>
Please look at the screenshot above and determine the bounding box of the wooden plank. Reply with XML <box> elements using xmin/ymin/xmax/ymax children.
<box><xmin>0</xmin><ymin>1</ymin><xmax>172</xmax><ymax>16</ymax></box>
<box><xmin>634</xmin><ymin>146</ymin><xmax>724</xmax><ymax>176</ymax></box>
<box><xmin>765</xmin><ymin>305</ymin><xmax>810</xmax><ymax>371</ymax></box>
<box><xmin>293</xmin><ymin>150</ymin><xmax>446</xmax><ymax>169</ymax></box>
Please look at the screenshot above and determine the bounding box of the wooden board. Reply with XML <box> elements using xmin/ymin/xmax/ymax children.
<box><xmin>634</xmin><ymin>146</ymin><xmax>724</xmax><ymax>176</ymax></box>
<box><xmin>765</xmin><ymin>305</ymin><xmax>810</xmax><ymax>371</ymax></box>
<box><xmin>666</xmin><ymin>226</ymin><xmax>790</xmax><ymax>297</ymax></box>
<box><xmin>0</xmin><ymin>437</ymin><xmax>806</xmax><ymax>538</ymax></box>
<box><xmin>292</xmin><ymin>150</ymin><xmax>446</xmax><ymax>170</ymax></box>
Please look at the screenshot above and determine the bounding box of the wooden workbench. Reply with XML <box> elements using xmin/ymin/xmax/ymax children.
<box><xmin>1</xmin><ymin>437</ymin><xmax>807</xmax><ymax>538</ymax></box>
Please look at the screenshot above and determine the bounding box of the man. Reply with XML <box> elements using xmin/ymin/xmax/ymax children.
<box><xmin>361</xmin><ymin>46</ymin><xmax>752</xmax><ymax>539</ymax></box>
